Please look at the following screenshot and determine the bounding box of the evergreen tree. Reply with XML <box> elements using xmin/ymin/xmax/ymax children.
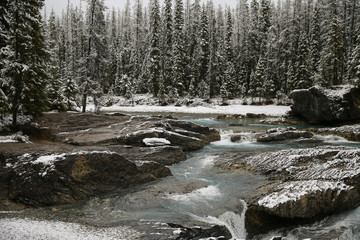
<box><xmin>318</xmin><ymin>15</ymin><xmax>344</xmax><ymax>86</ymax></box>
<box><xmin>149</xmin><ymin>0</ymin><xmax>161</xmax><ymax>97</ymax></box>
<box><xmin>162</xmin><ymin>0</ymin><xmax>173</xmax><ymax>94</ymax></box>
<box><xmin>172</xmin><ymin>0</ymin><xmax>186</xmax><ymax>96</ymax></box>
<box><xmin>3</xmin><ymin>0</ymin><xmax>48</xmax><ymax>125</ymax></box>
<box><xmin>0</xmin><ymin>0</ymin><xmax>10</xmax><ymax>116</ymax></box>
<box><xmin>310</xmin><ymin>2</ymin><xmax>321</xmax><ymax>76</ymax></box>
<box><xmin>249</xmin><ymin>55</ymin><xmax>266</xmax><ymax>100</ymax></box>
<box><xmin>295</xmin><ymin>32</ymin><xmax>312</xmax><ymax>89</ymax></box>
<box><xmin>81</xmin><ymin>0</ymin><xmax>107</xmax><ymax>113</ymax></box>
<box><xmin>348</xmin><ymin>34</ymin><xmax>360</xmax><ymax>86</ymax></box>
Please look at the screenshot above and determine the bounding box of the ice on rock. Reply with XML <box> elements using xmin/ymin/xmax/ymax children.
<box><xmin>143</xmin><ymin>137</ymin><xmax>171</xmax><ymax>146</ymax></box>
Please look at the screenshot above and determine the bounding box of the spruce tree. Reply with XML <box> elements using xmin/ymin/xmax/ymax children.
<box><xmin>172</xmin><ymin>0</ymin><xmax>186</xmax><ymax>96</ymax></box>
<box><xmin>310</xmin><ymin>2</ymin><xmax>321</xmax><ymax>77</ymax></box>
<box><xmin>149</xmin><ymin>0</ymin><xmax>161</xmax><ymax>97</ymax></box>
<box><xmin>348</xmin><ymin>34</ymin><xmax>360</xmax><ymax>86</ymax></box>
<box><xmin>4</xmin><ymin>0</ymin><xmax>48</xmax><ymax>125</ymax></box>
<box><xmin>0</xmin><ymin>0</ymin><xmax>10</xmax><ymax>116</ymax></box>
<box><xmin>162</xmin><ymin>0</ymin><xmax>173</xmax><ymax>94</ymax></box>
<box><xmin>81</xmin><ymin>0</ymin><xmax>107</xmax><ymax>112</ymax></box>
<box><xmin>295</xmin><ymin>32</ymin><xmax>312</xmax><ymax>89</ymax></box>
<box><xmin>249</xmin><ymin>55</ymin><xmax>266</xmax><ymax>101</ymax></box>
<box><xmin>318</xmin><ymin>15</ymin><xmax>344</xmax><ymax>86</ymax></box>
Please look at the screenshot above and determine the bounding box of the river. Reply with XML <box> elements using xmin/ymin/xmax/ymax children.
<box><xmin>1</xmin><ymin>114</ymin><xmax>360</xmax><ymax>240</ymax></box>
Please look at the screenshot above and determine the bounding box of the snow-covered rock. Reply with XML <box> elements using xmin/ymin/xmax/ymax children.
<box><xmin>224</xmin><ymin>146</ymin><xmax>360</xmax><ymax>237</ymax></box>
<box><xmin>257</xmin><ymin>180</ymin><xmax>358</xmax><ymax>218</ymax></box>
<box><xmin>143</xmin><ymin>138</ymin><xmax>171</xmax><ymax>146</ymax></box>
<box><xmin>312</xmin><ymin>124</ymin><xmax>360</xmax><ymax>142</ymax></box>
<box><xmin>289</xmin><ymin>85</ymin><xmax>360</xmax><ymax>124</ymax></box>
<box><xmin>256</xmin><ymin>128</ymin><xmax>314</xmax><ymax>142</ymax></box>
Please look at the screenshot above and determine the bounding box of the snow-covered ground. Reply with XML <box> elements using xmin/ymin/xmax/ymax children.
<box><xmin>80</xmin><ymin>94</ymin><xmax>291</xmax><ymax>116</ymax></box>
<box><xmin>98</xmin><ymin>104</ymin><xmax>291</xmax><ymax>116</ymax></box>
<box><xmin>0</xmin><ymin>218</ymin><xmax>141</xmax><ymax>240</ymax></box>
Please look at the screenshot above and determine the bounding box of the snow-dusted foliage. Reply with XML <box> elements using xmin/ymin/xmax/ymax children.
<box><xmin>1</xmin><ymin>0</ymin><xmax>359</xmax><ymax>119</ymax></box>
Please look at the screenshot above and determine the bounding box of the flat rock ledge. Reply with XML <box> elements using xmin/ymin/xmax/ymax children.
<box><xmin>223</xmin><ymin>146</ymin><xmax>360</xmax><ymax>237</ymax></box>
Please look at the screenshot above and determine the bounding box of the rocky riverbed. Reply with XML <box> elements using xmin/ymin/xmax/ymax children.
<box><xmin>0</xmin><ymin>112</ymin><xmax>220</xmax><ymax>208</ymax></box>
<box><xmin>2</xmin><ymin>107</ymin><xmax>360</xmax><ymax>239</ymax></box>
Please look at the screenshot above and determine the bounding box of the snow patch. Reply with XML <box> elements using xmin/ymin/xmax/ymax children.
<box><xmin>0</xmin><ymin>218</ymin><xmax>141</xmax><ymax>240</ymax></box>
<box><xmin>143</xmin><ymin>138</ymin><xmax>171</xmax><ymax>146</ymax></box>
<box><xmin>0</xmin><ymin>132</ymin><xmax>30</xmax><ymax>143</ymax></box>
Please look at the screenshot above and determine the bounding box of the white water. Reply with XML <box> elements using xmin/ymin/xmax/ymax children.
<box><xmin>190</xmin><ymin>199</ymin><xmax>247</xmax><ymax>240</ymax></box>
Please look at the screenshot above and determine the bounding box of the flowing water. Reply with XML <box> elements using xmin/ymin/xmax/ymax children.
<box><xmin>3</xmin><ymin>114</ymin><xmax>360</xmax><ymax>240</ymax></box>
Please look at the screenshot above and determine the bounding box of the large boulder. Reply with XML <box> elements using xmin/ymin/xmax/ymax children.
<box><xmin>6</xmin><ymin>151</ymin><xmax>171</xmax><ymax>206</ymax></box>
<box><xmin>289</xmin><ymin>85</ymin><xmax>360</xmax><ymax>124</ymax></box>
<box><xmin>223</xmin><ymin>146</ymin><xmax>360</xmax><ymax>237</ymax></box>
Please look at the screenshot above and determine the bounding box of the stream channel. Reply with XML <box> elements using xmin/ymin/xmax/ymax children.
<box><xmin>4</xmin><ymin>114</ymin><xmax>360</xmax><ymax>240</ymax></box>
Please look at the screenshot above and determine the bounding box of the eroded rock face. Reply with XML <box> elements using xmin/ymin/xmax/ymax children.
<box><xmin>6</xmin><ymin>151</ymin><xmax>171</xmax><ymax>206</ymax></box>
<box><xmin>311</xmin><ymin>124</ymin><xmax>360</xmax><ymax>142</ymax></box>
<box><xmin>225</xmin><ymin>146</ymin><xmax>360</xmax><ymax>237</ymax></box>
<box><xmin>256</xmin><ymin>127</ymin><xmax>313</xmax><ymax>142</ymax></box>
<box><xmin>289</xmin><ymin>85</ymin><xmax>360</xmax><ymax>124</ymax></box>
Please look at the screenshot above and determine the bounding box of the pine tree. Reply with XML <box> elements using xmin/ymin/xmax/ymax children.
<box><xmin>0</xmin><ymin>0</ymin><xmax>10</xmax><ymax>116</ymax></box>
<box><xmin>81</xmin><ymin>0</ymin><xmax>107</xmax><ymax>113</ymax></box>
<box><xmin>46</xmin><ymin>9</ymin><xmax>67</xmax><ymax>111</ymax></box>
<box><xmin>295</xmin><ymin>32</ymin><xmax>312</xmax><ymax>89</ymax></box>
<box><xmin>172</xmin><ymin>0</ymin><xmax>186</xmax><ymax>96</ymax></box>
<box><xmin>318</xmin><ymin>15</ymin><xmax>345</xmax><ymax>86</ymax></box>
<box><xmin>249</xmin><ymin>55</ymin><xmax>266</xmax><ymax>101</ymax></box>
<box><xmin>3</xmin><ymin>0</ymin><xmax>48</xmax><ymax>126</ymax></box>
<box><xmin>310</xmin><ymin>2</ymin><xmax>321</xmax><ymax>76</ymax></box>
<box><xmin>162</xmin><ymin>0</ymin><xmax>173</xmax><ymax>94</ymax></box>
<box><xmin>149</xmin><ymin>0</ymin><xmax>161</xmax><ymax>97</ymax></box>
<box><xmin>348</xmin><ymin>34</ymin><xmax>360</xmax><ymax>86</ymax></box>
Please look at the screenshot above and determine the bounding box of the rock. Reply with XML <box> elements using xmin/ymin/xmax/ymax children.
<box><xmin>217</xmin><ymin>114</ymin><xmax>244</xmax><ymax>120</ymax></box>
<box><xmin>289</xmin><ymin>85</ymin><xmax>360</xmax><ymax>124</ymax></box>
<box><xmin>224</xmin><ymin>146</ymin><xmax>360</xmax><ymax>236</ymax></box>
<box><xmin>230</xmin><ymin>133</ymin><xmax>258</xmax><ymax>143</ymax></box>
<box><xmin>254</xmin><ymin>180</ymin><xmax>359</xmax><ymax>218</ymax></box>
<box><xmin>112</xmin><ymin>146</ymin><xmax>186</xmax><ymax>166</ymax></box>
<box><xmin>259</xmin><ymin>116</ymin><xmax>305</xmax><ymax>125</ymax></box>
<box><xmin>246</xmin><ymin>113</ymin><xmax>267</xmax><ymax>118</ymax></box>
<box><xmin>310</xmin><ymin>124</ymin><xmax>360</xmax><ymax>142</ymax></box>
<box><xmin>168</xmin><ymin>223</ymin><xmax>232</xmax><ymax>240</ymax></box>
<box><xmin>256</xmin><ymin>128</ymin><xmax>313</xmax><ymax>142</ymax></box>
<box><xmin>124</xmin><ymin>128</ymin><xmax>206</xmax><ymax>151</ymax></box>
<box><xmin>6</xmin><ymin>151</ymin><xmax>172</xmax><ymax>206</ymax></box>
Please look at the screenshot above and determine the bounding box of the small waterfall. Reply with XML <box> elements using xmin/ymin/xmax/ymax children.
<box><xmin>192</xmin><ymin>199</ymin><xmax>248</xmax><ymax>240</ymax></box>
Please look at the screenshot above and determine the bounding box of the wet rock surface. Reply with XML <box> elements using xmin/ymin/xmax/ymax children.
<box><xmin>6</xmin><ymin>151</ymin><xmax>171</xmax><ymax>206</ymax></box>
<box><xmin>310</xmin><ymin>124</ymin><xmax>360</xmax><ymax>142</ymax></box>
<box><xmin>256</xmin><ymin>127</ymin><xmax>314</xmax><ymax>142</ymax></box>
<box><xmin>0</xmin><ymin>112</ymin><xmax>219</xmax><ymax>208</ymax></box>
<box><xmin>289</xmin><ymin>85</ymin><xmax>360</xmax><ymax>124</ymax></box>
<box><xmin>222</xmin><ymin>146</ymin><xmax>360</xmax><ymax>237</ymax></box>
<box><xmin>168</xmin><ymin>223</ymin><xmax>232</xmax><ymax>240</ymax></box>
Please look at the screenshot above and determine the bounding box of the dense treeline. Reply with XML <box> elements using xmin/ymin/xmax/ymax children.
<box><xmin>1</xmin><ymin>0</ymin><xmax>360</xmax><ymax>125</ymax></box>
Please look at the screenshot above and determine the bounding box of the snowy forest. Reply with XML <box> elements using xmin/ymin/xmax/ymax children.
<box><xmin>0</xmin><ymin>0</ymin><xmax>360</xmax><ymax>125</ymax></box>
